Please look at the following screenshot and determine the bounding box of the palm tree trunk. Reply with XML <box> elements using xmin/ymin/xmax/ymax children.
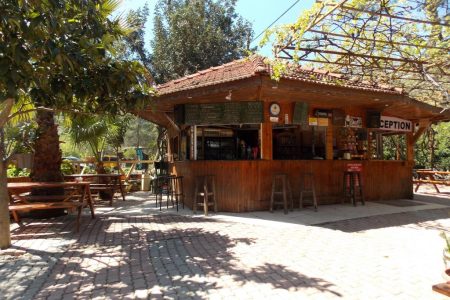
<box><xmin>30</xmin><ymin>111</ymin><xmax>64</xmax><ymax>217</ymax></box>
<box><xmin>31</xmin><ymin>110</ymin><xmax>64</xmax><ymax>182</ymax></box>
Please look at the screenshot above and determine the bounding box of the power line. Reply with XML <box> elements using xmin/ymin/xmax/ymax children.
<box><xmin>251</xmin><ymin>0</ymin><xmax>301</xmax><ymax>44</ymax></box>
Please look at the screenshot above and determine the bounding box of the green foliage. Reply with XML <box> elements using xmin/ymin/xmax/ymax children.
<box><xmin>66</xmin><ymin>114</ymin><xmax>131</xmax><ymax>161</ymax></box>
<box><xmin>60</xmin><ymin>160</ymin><xmax>75</xmax><ymax>175</ymax></box>
<box><xmin>118</xmin><ymin>5</ymin><xmax>152</xmax><ymax>73</ymax></box>
<box><xmin>383</xmin><ymin>135</ymin><xmax>406</xmax><ymax>161</ymax></box>
<box><xmin>124</xmin><ymin>117</ymin><xmax>159</xmax><ymax>159</ymax></box>
<box><xmin>6</xmin><ymin>164</ymin><xmax>30</xmax><ymax>177</ymax></box>
<box><xmin>0</xmin><ymin>0</ymin><xmax>153</xmax><ymax>113</ymax></box>
<box><xmin>261</xmin><ymin>0</ymin><xmax>449</xmax><ymax>107</ymax></box>
<box><xmin>415</xmin><ymin>122</ymin><xmax>450</xmax><ymax>170</ymax></box>
<box><xmin>151</xmin><ymin>0</ymin><xmax>254</xmax><ymax>83</ymax></box>
<box><xmin>3</xmin><ymin>121</ymin><xmax>36</xmax><ymax>158</ymax></box>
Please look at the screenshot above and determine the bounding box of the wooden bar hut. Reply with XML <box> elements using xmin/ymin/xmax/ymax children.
<box><xmin>138</xmin><ymin>55</ymin><xmax>450</xmax><ymax>212</ymax></box>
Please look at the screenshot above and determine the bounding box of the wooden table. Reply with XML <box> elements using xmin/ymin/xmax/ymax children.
<box><xmin>7</xmin><ymin>181</ymin><xmax>95</xmax><ymax>231</ymax></box>
<box><xmin>414</xmin><ymin>170</ymin><xmax>450</xmax><ymax>193</ymax></box>
<box><xmin>64</xmin><ymin>174</ymin><xmax>126</xmax><ymax>206</ymax></box>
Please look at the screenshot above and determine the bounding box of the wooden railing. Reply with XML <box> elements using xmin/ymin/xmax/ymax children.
<box><xmin>67</xmin><ymin>159</ymin><xmax>154</xmax><ymax>177</ymax></box>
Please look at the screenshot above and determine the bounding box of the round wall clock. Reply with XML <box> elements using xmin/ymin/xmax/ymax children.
<box><xmin>269</xmin><ymin>102</ymin><xmax>281</xmax><ymax>117</ymax></box>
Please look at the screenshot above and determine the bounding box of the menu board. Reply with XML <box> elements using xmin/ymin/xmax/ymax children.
<box><xmin>240</xmin><ymin>102</ymin><xmax>264</xmax><ymax>124</ymax></box>
<box><xmin>200</xmin><ymin>104</ymin><xmax>223</xmax><ymax>124</ymax></box>
<box><xmin>183</xmin><ymin>102</ymin><xmax>263</xmax><ymax>125</ymax></box>
<box><xmin>184</xmin><ymin>104</ymin><xmax>200</xmax><ymax>125</ymax></box>
<box><xmin>292</xmin><ymin>102</ymin><xmax>309</xmax><ymax>125</ymax></box>
<box><xmin>222</xmin><ymin>102</ymin><xmax>241</xmax><ymax>124</ymax></box>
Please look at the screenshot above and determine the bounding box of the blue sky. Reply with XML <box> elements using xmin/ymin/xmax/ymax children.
<box><xmin>117</xmin><ymin>0</ymin><xmax>315</xmax><ymax>57</ymax></box>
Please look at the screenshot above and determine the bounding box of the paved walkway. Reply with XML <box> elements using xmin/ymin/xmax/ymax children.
<box><xmin>1</xmin><ymin>188</ymin><xmax>449</xmax><ymax>300</ymax></box>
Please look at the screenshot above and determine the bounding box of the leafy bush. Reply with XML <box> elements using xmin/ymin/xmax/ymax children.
<box><xmin>61</xmin><ymin>160</ymin><xmax>75</xmax><ymax>175</ymax></box>
<box><xmin>7</xmin><ymin>164</ymin><xmax>30</xmax><ymax>177</ymax></box>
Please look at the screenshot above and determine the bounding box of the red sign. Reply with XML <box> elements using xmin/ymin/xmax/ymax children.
<box><xmin>347</xmin><ymin>163</ymin><xmax>362</xmax><ymax>172</ymax></box>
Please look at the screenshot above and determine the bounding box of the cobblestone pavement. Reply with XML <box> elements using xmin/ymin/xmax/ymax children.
<box><xmin>1</xmin><ymin>192</ymin><xmax>449</xmax><ymax>300</ymax></box>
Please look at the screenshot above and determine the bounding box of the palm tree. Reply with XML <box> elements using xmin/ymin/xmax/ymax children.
<box><xmin>67</xmin><ymin>114</ymin><xmax>130</xmax><ymax>172</ymax></box>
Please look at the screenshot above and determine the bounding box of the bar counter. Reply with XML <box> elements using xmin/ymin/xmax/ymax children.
<box><xmin>171</xmin><ymin>159</ymin><xmax>413</xmax><ymax>212</ymax></box>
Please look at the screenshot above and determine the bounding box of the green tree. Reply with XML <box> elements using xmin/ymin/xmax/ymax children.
<box><xmin>0</xmin><ymin>0</ymin><xmax>153</xmax><ymax>248</ymax></box>
<box><xmin>151</xmin><ymin>0</ymin><xmax>254</xmax><ymax>83</ymax></box>
<box><xmin>123</xmin><ymin>117</ymin><xmax>159</xmax><ymax>158</ymax></box>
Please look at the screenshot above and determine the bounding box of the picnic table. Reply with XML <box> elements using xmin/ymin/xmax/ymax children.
<box><xmin>413</xmin><ymin>170</ymin><xmax>450</xmax><ymax>193</ymax></box>
<box><xmin>64</xmin><ymin>174</ymin><xmax>126</xmax><ymax>206</ymax></box>
<box><xmin>7</xmin><ymin>181</ymin><xmax>95</xmax><ymax>231</ymax></box>
<box><xmin>432</xmin><ymin>283</ymin><xmax>450</xmax><ymax>297</ymax></box>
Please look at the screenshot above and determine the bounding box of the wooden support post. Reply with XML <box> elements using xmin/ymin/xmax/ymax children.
<box><xmin>406</xmin><ymin>133</ymin><xmax>415</xmax><ymax>163</ymax></box>
<box><xmin>261</xmin><ymin>122</ymin><xmax>272</xmax><ymax>160</ymax></box>
<box><xmin>326</xmin><ymin>123</ymin><xmax>333</xmax><ymax>160</ymax></box>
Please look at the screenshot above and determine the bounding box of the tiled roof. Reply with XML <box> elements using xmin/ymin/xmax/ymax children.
<box><xmin>157</xmin><ymin>55</ymin><xmax>404</xmax><ymax>95</ymax></box>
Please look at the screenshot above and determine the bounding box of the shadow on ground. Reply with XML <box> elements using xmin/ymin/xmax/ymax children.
<box><xmin>7</xmin><ymin>214</ymin><xmax>342</xmax><ymax>299</ymax></box>
<box><xmin>315</xmin><ymin>208</ymin><xmax>450</xmax><ymax>233</ymax></box>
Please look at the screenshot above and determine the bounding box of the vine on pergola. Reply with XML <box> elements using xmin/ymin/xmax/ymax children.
<box><xmin>263</xmin><ymin>0</ymin><xmax>449</xmax><ymax>110</ymax></box>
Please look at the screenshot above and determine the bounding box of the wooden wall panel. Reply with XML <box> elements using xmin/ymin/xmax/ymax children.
<box><xmin>172</xmin><ymin>160</ymin><xmax>413</xmax><ymax>212</ymax></box>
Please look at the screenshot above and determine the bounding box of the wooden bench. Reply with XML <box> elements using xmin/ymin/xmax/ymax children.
<box><xmin>7</xmin><ymin>182</ymin><xmax>95</xmax><ymax>232</ymax></box>
<box><xmin>9</xmin><ymin>202</ymin><xmax>84</xmax><ymax>228</ymax></box>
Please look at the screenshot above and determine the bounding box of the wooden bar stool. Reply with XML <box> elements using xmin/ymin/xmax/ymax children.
<box><xmin>299</xmin><ymin>172</ymin><xmax>318</xmax><ymax>211</ymax></box>
<box><xmin>169</xmin><ymin>175</ymin><xmax>185</xmax><ymax>211</ymax></box>
<box><xmin>343</xmin><ymin>171</ymin><xmax>365</xmax><ymax>206</ymax></box>
<box><xmin>193</xmin><ymin>175</ymin><xmax>217</xmax><ymax>216</ymax></box>
<box><xmin>156</xmin><ymin>175</ymin><xmax>174</xmax><ymax>210</ymax></box>
<box><xmin>270</xmin><ymin>173</ymin><xmax>293</xmax><ymax>214</ymax></box>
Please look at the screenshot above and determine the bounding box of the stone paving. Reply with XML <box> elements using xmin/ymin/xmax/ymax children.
<box><xmin>1</xmin><ymin>188</ymin><xmax>449</xmax><ymax>300</ymax></box>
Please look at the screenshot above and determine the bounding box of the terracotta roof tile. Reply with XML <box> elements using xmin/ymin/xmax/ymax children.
<box><xmin>157</xmin><ymin>55</ymin><xmax>404</xmax><ymax>95</ymax></box>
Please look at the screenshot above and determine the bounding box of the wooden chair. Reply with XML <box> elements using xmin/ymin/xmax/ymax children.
<box><xmin>299</xmin><ymin>172</ymin><xmax>318</xmax><ymax>211</ymax></box>
<box><xmin>193</xmin><ymin>175</ymin><xmax>217</xmax><ymax>216</ymax></box>
<box><xmin>270</xmin><ymin>173</ymin><xmax>293</xmax><ymax>214</ymax></box>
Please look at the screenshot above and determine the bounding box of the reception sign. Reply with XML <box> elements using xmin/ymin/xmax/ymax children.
<box><xmin>380</xmin><ymin>116</ymin><xmax>412</xmax><ymax>132</ymax></box>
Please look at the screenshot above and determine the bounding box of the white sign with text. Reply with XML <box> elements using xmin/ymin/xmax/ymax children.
<box><xmin>380</xmin><ymin>116</ymin><xmax>412</xmax><ymax>132</ymax></box>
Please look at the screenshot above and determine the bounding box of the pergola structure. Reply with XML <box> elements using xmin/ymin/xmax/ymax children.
<box><xmin>272</xmin><ymin>0</ymin><xmax>449</xmax><ymax>109</ymax></box>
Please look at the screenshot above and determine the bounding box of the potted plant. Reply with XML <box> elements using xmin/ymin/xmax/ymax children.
<box><xmin>440</xmin><ymin>232</ymin><xmax>450</xmax><ymax>282</ymax></box>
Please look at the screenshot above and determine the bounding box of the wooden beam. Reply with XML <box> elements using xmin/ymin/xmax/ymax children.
<box><xmin>305</xmin><ymin>0</ymin><xmax>350</xmax><ymax>32</ymax></box>
<box><xmin>307</xmin><ymin>29</ymin><xmax>448</xmax><ymax>50</ymax></box>
<box><xmin>411</xmin><ymin>119</ymin><xmax>431</xmax><ymax>143</ymax></box>
<box><xmin>317</xmin><ymin>1</ymin><xmax>450</xmax><ymax>27</ymax></box>
<box><xmin>164</xmin><ymin>113</ymin><xmax>180</xmax><ymax>132</ymax></box>
<box><xmin>284</xmin><ymin>47</ymin><xmax>427</xmax><ymax>64</ymax></box>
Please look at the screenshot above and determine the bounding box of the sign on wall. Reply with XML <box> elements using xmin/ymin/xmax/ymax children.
<box><xmin>347</xmin><ymin>163</ymin><xmax>362</xmax><ymax>172</ymax></box>
<box><xmin>345</xmin><ymin>115</ymin><xmax>363</xmax><ymax>128</ymax></box>
<box><xmin>380</xmin><ymin>116</ymin><xmax>413</xmax><ymax>132</ymax></box>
